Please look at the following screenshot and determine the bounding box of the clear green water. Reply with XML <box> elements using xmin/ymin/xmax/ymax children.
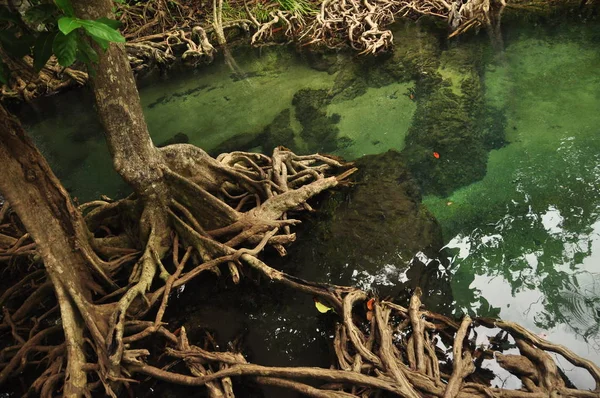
<box><xmin>423</xmin><ymin>25</ymin><xmax>600</xmax><ymax>386</ymax></box>
<box><xmin>15</xmin><ymin>17</ymin><xmax>600</xmax><ymax>389</ymax></box>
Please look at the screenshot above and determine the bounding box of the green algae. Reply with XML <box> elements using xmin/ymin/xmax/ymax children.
<box><xmin>423</xmin><ymin>26</ymin><xmax>600</xmax><ymax>382</ymax></box>
<box><xmin>278</xmin><ymin>150</ymin><xmax>450</xmax><ymax>312</ymax></box>
<box><xmin>327</xmin><ymin>82</ymin><xmax>416</xmax><ymax>159</ymax></box>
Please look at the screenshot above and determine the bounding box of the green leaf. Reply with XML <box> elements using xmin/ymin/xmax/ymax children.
<box><xmin>53</xmin><ymin>31</ymin><xmax>77</xmax><ymax>67</ymax></box>
<box><xmin>79</xmin><ymin>20</ymin><xmax>125</xmax><ymax>43</ymax></box>
<box><xmin>33</xmin><ymin>31</ymin><xmax>57</xmax><ymax>72</ymax></box>
<box><xmin>58</xmin><ymin>16</ymin><xmax>82</xmax><ymax>35</ymax></box>
<box><xmin>314</xmin><ymin>300</ymin><xmax>334</xmax><ymax>314</ymax></box>
<box><xmin>77</xmin><ymin>38</ymin><xmax>98</xmax><ymax>64</ymax></box>
<box><xmin>0</xmin><ymin>60</ymin><xmax>9</xmax><ymax>85</ymax></box>
<box><xmin>95</xmin><ymin>17</ymin><xmax>121</xmax><ymax>29</ymax></box>
<box><xmin>89</xmin><ymin>34</ymin><xmax>109</xmax><ymax>50</ymax></box>
<box><xmin>24</xmin><ymin>4</ymin><xmax>59</xmax><ymax>24</ymax></box>
<box><xmin>54</xmin><ymin>0</ymin><xmax>74</xmax><ymax>17</ymax></box>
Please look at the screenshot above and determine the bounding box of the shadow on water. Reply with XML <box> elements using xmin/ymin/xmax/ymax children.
<box><xmin>10</xmin><ymin>9</ymin><xmax>600</xmax><ymax>393</ymax></box>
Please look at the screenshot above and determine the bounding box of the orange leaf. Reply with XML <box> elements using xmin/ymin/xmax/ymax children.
<box><xmin>433</xmin><ymin>152</ymin><xmax>440</xmax><ymax>159</ymax></box>
<box><xmin>366</xmin><ymin>298</ymin><xmax>375</xmax><ymax>311</ymax></box>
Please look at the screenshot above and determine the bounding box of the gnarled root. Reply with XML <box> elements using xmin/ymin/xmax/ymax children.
<box><xmin>1</xmin><ymin>146</ymin><xmax>599</xmax><ymax>398</ymax></box>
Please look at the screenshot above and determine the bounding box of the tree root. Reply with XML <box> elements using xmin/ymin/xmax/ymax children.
<box><xmin>1</xmin><ymin>146</ymin><xmax>599</xmax><ymax>398</ymax></box>
<box><xmin>1</xmin><ymin>0</ymin><xmax>508</xmax><ymax>102</ymax></box>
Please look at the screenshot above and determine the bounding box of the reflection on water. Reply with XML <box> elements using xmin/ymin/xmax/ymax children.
<box><xmin>13</xmin><ymin>14</ymin><xmax>600</xmax><ymax>387</ymax></box>
<box><xmin>425</xmin><ymin>24</ymin><xmax>600</xmax><ymax>388</ymax></box>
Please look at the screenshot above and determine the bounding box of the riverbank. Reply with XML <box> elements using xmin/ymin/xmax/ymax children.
<box><xmin>4</xmin><ymin>0</ymin><xmax>594</xmax><ymax>102</ymax></box>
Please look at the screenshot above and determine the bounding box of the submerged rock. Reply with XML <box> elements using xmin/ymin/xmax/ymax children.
<box><xmin>326</xmin><ymin>150</ymin><xmax>443</xmax><ymax>261</ymax></box>
<box><xmin>292</xmin><ymin>88</ymin><xmax>341</xmax><ymax>153</ymax></box>
<box><xmin>400</xmin><ymin>40</ymin><xmax>506</xmax><ymax>196</ymax></box>
<box><xmin>329</xmin><ymin>22</ymin><xmax>440</xmax><ymax>103</ymax></box>
<box><xmin>279</xmin><ymin>150</ymin><xmax>449</xmax><ymax>308</ymax></box>
<box><xmin>402</xmin><ymin>87</ymin><xmax>489</xmax><ymax>196</ymax></box>
<box><xmin>157</xmin><ymin>132</ymin><xmax>190</xmax><ymax>148</ymax></box>
<box><xmin>323</xmin><ymin>22</ymin><xmax>506</xmax><ymax>197</ymax></box>
<box><xmin>300</xmin><ymin>48</ymin><xmax>341</xmax><ymax>74</ymax></box>
<box><xmin>262</xmin><ymin>109</ymin><xmax>296</xmax><ymax>154</ymax></box>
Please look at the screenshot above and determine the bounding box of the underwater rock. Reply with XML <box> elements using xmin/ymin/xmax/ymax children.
<box><xmin>402</xmin><ymin>87</ymin><xmax>488</xmax><ymax>196</ymax></box>
<box><xmin>292</xmin><ymin>89</ymin><xmax>340</xmax><ymax>153</ymax></box>
<box><xmin>157</xmin><ymin>132</ymin><xmax>190</xmax><ymax>148</ymax></box>
<box><xmin>330</xmin><ymin>63</ymin><xmax>369</xmax><ymax>102</ymax></box>
<box><xmin>300</xmin><ymin>48</ymin><xmax>340</xmax><ymax>74</ymax></box>
<box><xmin>209</xmin><ymin>130</ymin><xmax>263</xmax><ymax>155</ymax></box>
<box><xmin>280</xmin><ymin>150</ymin><xmax>447</xmax><ymax>303</ymax></box>
<box><xmin>328</xmin><ymin>23</ymin><xmax>442</xmax><ymax>103</ymax></box>
<box><xmin>262</xmin><ymin>109</ymin><xmax>296</xmax><ymax>154</ymax></box>
<box><xmin>329</xmin><ymin>150</ymin><xmax>444</xmax><ymax>261</ymax></box>
<box><xmin>399</xmin><ymin>39</ymin><xmax>506</xmax><ymax>196</ymax></box>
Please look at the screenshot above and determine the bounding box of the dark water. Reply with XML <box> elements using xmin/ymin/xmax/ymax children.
<box><xmin>13</xmin><ymin>12</ymin><xmax>600</xmax><ymax>394</ymax></box>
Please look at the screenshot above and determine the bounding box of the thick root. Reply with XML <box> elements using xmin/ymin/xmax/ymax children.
<box><xmin>1</xmin><ymin>147</ymin><xmax>599</xmax><ymax>398</ymax></box>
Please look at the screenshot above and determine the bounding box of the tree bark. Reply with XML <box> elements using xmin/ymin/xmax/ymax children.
<box><xmin>0</xmin><ymin>104</ymin><xmax>100</xmax><ymax>398</ymax></box>
<box><xmin>0</xmin><ymin>105</ymin><xmax>102</xmax><ymax>298</ymax></box>
<box><xmin>71</xmin><ymin>0</ymin><xmax>163</xmax><ymax>195</ymax></box>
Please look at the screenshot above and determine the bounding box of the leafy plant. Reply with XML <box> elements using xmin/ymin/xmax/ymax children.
<box><xmin>251</xmin><ymin>3</ymin><xmax>272</xmax><ymax>23</ymax></box>
<box><xmin>276</xmin><ymin>0</ymin><xmax>316</xmax><ymax>15</ymax></box>
<box><xmin>221</xmin><ymin>1</ymin><xmax>247</xmax><ymax>22</ymax></box>
<box><xmin>0</xmin><ymin>0</ymin><xmax>125</xmax><ymax>83</ymax></box>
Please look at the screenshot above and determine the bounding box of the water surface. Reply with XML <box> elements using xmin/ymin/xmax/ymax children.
<box><xmin>16</xmin><ymin>16</ymin><xmax>600</xmax><ymax>391</ymax></box>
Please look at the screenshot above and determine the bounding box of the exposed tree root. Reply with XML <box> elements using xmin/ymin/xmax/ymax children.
<box><xmin>1</xmin><ymin>142</ymin><xmax>600</xmax><ymax>397</ymax></box>
<box><xmin>0</xmin><ymin>50</ymin><xmax>88</xmax><ymax>102</ymax></box>
<box><xmin>1</xmin><ymin>0</ymin><xmax>507</xmax><ymax>101</ymax></box>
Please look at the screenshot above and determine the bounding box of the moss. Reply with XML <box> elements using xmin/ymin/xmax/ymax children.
<box><xmin>284</xmin><ymin>150</ymin><xmax>446</xmax><ymax>296</ymax></box>
<box><xmin>157</xmin><ymin>132</ymin><xmax>190</xmax><ymax>147</ymax></box>
<box><xmin>292</xmin><ymin>88</ymin><xmax>340</xmax><ymax>153</ymax></box>
<box><xmin>262</xmin><ymin>109</ymin><xmax>296</xmax><ymax>153</ymax></box>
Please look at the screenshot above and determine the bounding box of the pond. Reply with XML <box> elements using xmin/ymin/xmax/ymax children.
<box><xmin>14</xmin><ymin>11</ymin><xmax>600</xmax><ymax>394</ymax></box>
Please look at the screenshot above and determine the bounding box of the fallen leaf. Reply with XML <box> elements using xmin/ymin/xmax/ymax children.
<box><xmin>314</xmin><ymin>299</ymin><xmax>333</xmax><ymax>314</ymax></box>
<box><xmin>366</xmin><ymin>298</ymin><xmax>375</xmax><ymax>311</ymax></box>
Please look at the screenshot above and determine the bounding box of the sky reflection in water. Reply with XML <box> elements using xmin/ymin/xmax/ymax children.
<box><xmin>425</xmin><ymin>28</ymin><xmax>600</xmax><ymax>388</ymax></box>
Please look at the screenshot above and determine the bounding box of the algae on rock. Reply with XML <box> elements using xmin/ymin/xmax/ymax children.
<box><xmin>292</xmin><ymin>88</ymin><xmax>342</xmax><ymax>153</ymax></box>
<box><xmin>280</xmin><ymin>150</ymin><xmax>448</xmax><ymax>308</ymax></box>
<box><xmin>400</xmin><ymin>39</ymin><xmax>506</xmax><ymax>196</ymax></box>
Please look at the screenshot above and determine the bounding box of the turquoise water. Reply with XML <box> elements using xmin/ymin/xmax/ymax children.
<box><xmin>424</xmin><ymin>25</ymin><xmax>600</xmax><ymax>386</ymax></box>
<box><xmin>15</xmin><ymin>16</ymin><xmax>600</xmax><ymax>388</ymax></box>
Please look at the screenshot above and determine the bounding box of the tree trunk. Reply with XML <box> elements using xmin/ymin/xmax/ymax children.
<box><xmin>72</xmin><ymin>0</ymin><xmax>163</xmax><ymax>195</ymax></box>
<box><xmin>0</xmin><ymin>104</ymin><xmax>104</xmax><ymax>398</ymax></box>
<box><xmin>71</xmin><ymin>0</ymin><xmax>172</xmax><ymax>266</ymax></box>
